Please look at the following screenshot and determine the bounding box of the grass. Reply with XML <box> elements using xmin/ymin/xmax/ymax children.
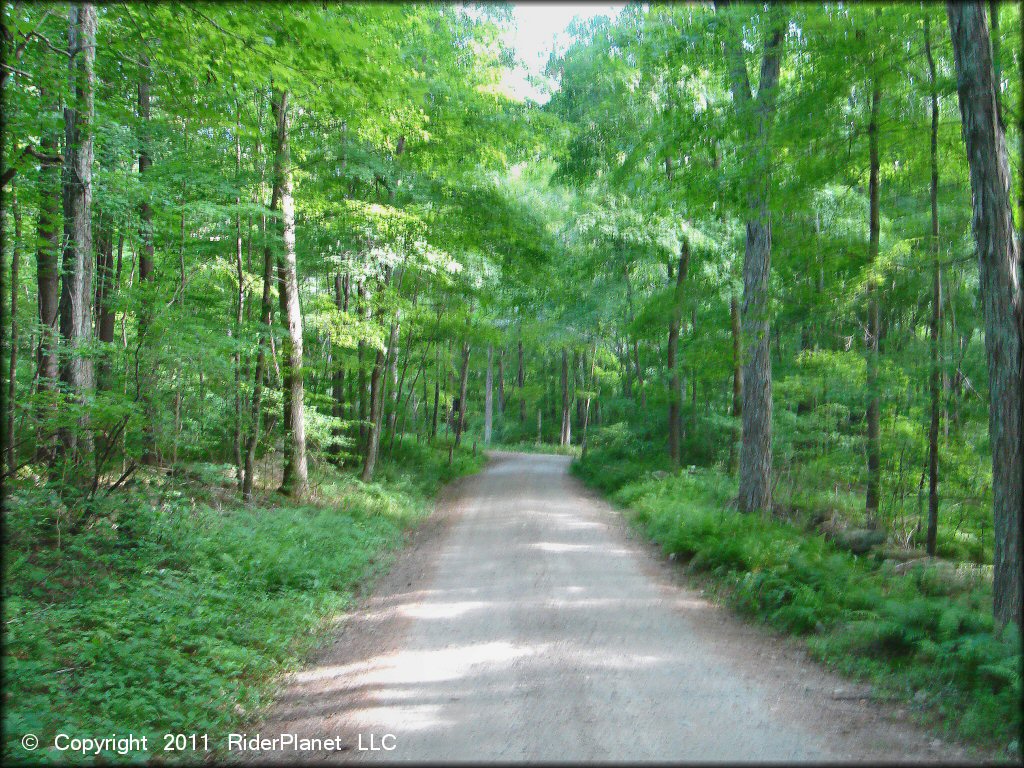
<box><xmin>2</xmin><ymin>440</ymin><xmax>484</xmax><ymax>765</ymax></box>
<box><xmin>573</xmin><ymin>443</ymin><xmax>1021</xmax><ymax>760</ymax></box>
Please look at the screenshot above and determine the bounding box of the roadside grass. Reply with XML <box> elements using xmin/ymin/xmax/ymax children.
<box><xmin>574</xmin><ymin>447</ymin><xmax>1021</xmax><ymax>759</ymax></box>
<box><xmin>2</xmin><ymin>441</ymin><xmax>484</xmax><ymax>765</ymax></box>
<box><xmin>485</xmin><ymin>440</ymin><xmax>580</xmax><ymax>457</ymax></box>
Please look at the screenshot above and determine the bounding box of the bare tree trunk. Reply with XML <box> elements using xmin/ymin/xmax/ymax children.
<box><xmin>233</xmin><ymin>100</ymin><xmax>244</xmax><ymax>488</ymax></box>
<box><xmin>497</xmin><ymin>347</ymin><xmax>505</xmax><ymax>415</ymax></box>
<box><xmin>331</xmin><ymin>272</ymin><xmax>349</xmax><ymax>457</ymax></box>
<box><xmin>357</xmin><ymin>281</ymin><xmax>369</xmax><ymax>452</ymax></box>
<box><xmin>719</xmin><ymin>1</ymin><xmax>784</xmax><ymax>514</ymax></box>
<box><xmin>36</xmin><ymin>100</ymin><xmax>61</xmax><ymax>441</ymax></box>
<box><xmin>452</xmin><ymin>340</ymin><xmax>471</xmax><ymax>454</ymax></box>
<box><xmin>560</xmin><ymin>348</ymin><xmax>571</xmax><ymax>446</ymax></box>
<box><xmin>947</xmin><ymin>1</ymin><xmax>1023</xmax><ymax>628</ymax></box>
<box><xmin>5</xmin><ymin>186</ymin><xmax>21</xmax><ymax>473</ymax></box>
<box><xmin>138</xmin><ymin>51</ymin><xmax>157</xmax><ymax>465</ymax></box>
<box><xmin>865</xmin><ymin>79</ymin><xmax>882</xmax><ymax>522</ymax></box>
<box><xmin>58</xmin><ymin>3</ymin><xmax>97</xmax><ymax>467</ymax></box>
<box><xmin>517</xmin><ymin>336</ymin><xmax>526</xmax><ymax>422</ymax></box>
<box><xmin>241</xmin><ymin>212</ymin><xmax>278</xmax><ymax>501</ymax></box>
<box><xmin>271</xmin><ymin>88</ymin><xmax>307</xmax><ymax>499</ymax></box>
<box><xmin>361</xmin><ymin>314</ymin><xmax>399</xmax><ymax>483</ymax></box>
<box><xmin>668</xmin><ymin>240</ymin><xmax>689</xmax><ymax>467</ymax></box>
<box><xmin>728</xmin><ymin>290</ymin><xmax>742</xmax><ymax>474</ymax></box>
<box><xmin>580</xmin><ymin>345</ymin><xmax>597</xmax><ymax>459</ymax></box>
<box><xmin>484</xmin><ymin>344</ymin><xmax>493</xmax><ymax>446</ymax></box>
<box><xmin>925</xmin><ymin>15</ymin><xmax>941</xmax><ymax>556</ymax></box>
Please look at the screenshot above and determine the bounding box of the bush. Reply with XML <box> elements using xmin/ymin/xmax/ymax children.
<box><xmin>2</xmin><ymin>443</ymin><xmax>484</xmax><ymax>764</ymax></box>
<box><xmin>575</xmin><ymin>453</ymin><xmax>1021</xmax><ymax>754</ymax></box>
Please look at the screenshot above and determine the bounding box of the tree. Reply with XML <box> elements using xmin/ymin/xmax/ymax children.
<box><xmin>946</xmin><ymin>1</ymin><xmax>1023</xmax><ymax>628</ymax></box>
<box><xmin>718</xmin><ymin>1</ymin><xmax>786</xmax><ymax>514</ymax></box>
<box><xmin>58</xmin><ymin>3</ymin><xmax>97</xmax><ymax>466</ymax></box>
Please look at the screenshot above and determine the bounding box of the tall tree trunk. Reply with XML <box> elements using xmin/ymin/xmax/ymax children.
<box><xmin>947</xmin><ymin>1</ymin><xmax>1023</xmax><ymax>629</ymax></box>
<box><xmin>137</xmin><ymin>52</ymin><xmax>157</xmax><ymax>465</ymax></box>
<box><xmin>580</xmin><ymin>345</ymin><xmax>597</xmax><ymax>459</ymax></box>
<box><xmin>728</xmin><ymin>290</ymin><xmax>743</xmax><ymax>474</ymax></box>
<box><xmin>361</xmin><ymin>313</ymin><xmax>399</xmax><ymax>483</ymax></box>
<box><xmin>865</xmin><ymin>79</ymin><xmax>882</xmax><ymax>522</ymax></box>
<box><xmin>924</xmin><ymin>15</ymin><xmax>941</xmax><ymax>557</ymax></box>
<box><xmin>58</xmin><ymin>3</ymin><xmax>97</xmax><ymax>466</ymax></box>
<box><xmin>94</xmin><ymin>220</ymin><xmax>117</xmax><ymax>390</ymax></box>
<box><xmin>719</xmin><ymin>1</ymin><xmax>784</xmax><ymax>514</ymax></box>
<box><xmin>452</xmin><ymin>340</ymin><xmax>471</xmax><ymax>453</ymax></box>
<box><xmin>241</xmin><ymin>213</ymin><xmax>278</xmax><ymax>501</ymax></box>
<box><xmin>668</xmin><ymin>240</ymin><xmax>690</xmax><ymax>466</ymax></box>
<box><xmin>560</xmin><ymin>348</ymin><xmax>571</xmax><ymax>446</ymax></box>
<box><xmin>233</xmin><ymin>100</ymin><xmax>244</xmax><ymax>488</ymax></box>
<box><xmin>357</xmin><ymin>281</ymin><xmax>369</xmax><ymax>452</ymax></box>
<box><xmin>484</xmin><ymin>344</ymin><xmax>493</xmax><ymax>446</ymax></box>
<box><xmin>497</xmin><ymin>347</ymin><xmax>505</xmax><ymax>415</ymax></box>
<box><xmin>5</xmin><ymin>185</ymin><xmax>21</xmax><ymax>473</ymax></box>
<box><xmin>271</xmin><ymin>88</ymin><xmax>307</xmax><ymax>499</ymax></box>
<box><xmin>517</xmin><ymin>336</ymin><xmax>526</xmax><ymax>422</ymax></box>
<box><xmin>36</xmin><ymin>101</ymin><xmax>61</xmax><ymax>432</ymax></box>
<box><xmin>331</xmin><ymin>272</ymin><xmax>349</xmax><ymax>456</ymax></box>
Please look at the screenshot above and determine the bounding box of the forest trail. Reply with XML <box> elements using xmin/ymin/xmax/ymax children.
<box><xmin>253</xmin><ymin>452</ymin><xmax>969</xmax><ymax>763</ymax></box>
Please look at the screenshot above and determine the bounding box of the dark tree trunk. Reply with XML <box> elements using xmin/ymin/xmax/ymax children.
<box><xmin>241</xmin><ymin>212</ymin><xmax>278</xmax><ymax>502</ymax></box>
<box><xmin>484</xmin><ymin>345</ymin><xmax>493</xmax><ymax>446</ymax></box>
<box><xmin>58</xmin><ymin>3</ymin><xmax>97</xmax><ymax>465</ymax></box>
<box><xmin>5</xmin><ymin>186</ymin><xmax>21</xmax><ymax>473</ymax></box>
<box><xmin>137</xmin><ymin>52</ymin><xmax>157</xmax><ymax>465</ymax></box>
<box><xmin>728</xmin><ymin>290</ymin><xmax>742</xmax><ymax>474</ymax></box>
<box><xmin>331</xmin><ymin>272</ymin><xmax>349</xmax><ymax>456</ymax></box>
<box><xmin>497</xmin><ymin>347</ymin><xmax>505</xmax><ymax>415</ymax></box>
<box><xmin>719</xmin><ymin>1</ymin><xmax>784</xmax><ymax>514</ymax></box>
<box><xmin>947</xmin><ymin>1</ymin><xmax>1023</xmax><ymax>628</ymax></box>
<box><xmin>517</xmin><ymin>337</ymin><xmax>526</xmax><ymax>422</ymax></box>
<box><xmin>560</xmin><ymin>348</ymin><xmax>571</xmax><ymax>446</ymax></box>
<box><xmin>668</xmin><ymin>240</ymin><xmax>690</xmax><ymax>466</ymax></box>
<box><xmin>865</xmin><ymin>79</ymin><xmax>882</xmax><ymax>522</ymax></box>
<box><xmin>924</xmin><ymin>15</ymin><xmax>941</xmax><ymax>557</ymax></box>
<box><xmin>452</xmin><ymin>340</ymin><xmax>471</xmax><ymax>454</ymax></box>
<box><xmin>36</xmin><ymin>112</ymin><xmax>61</xmax><ymax>430</ymax></box>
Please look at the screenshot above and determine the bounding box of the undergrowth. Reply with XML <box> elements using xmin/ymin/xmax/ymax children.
<box><xmin>2</xmin><ymin>440</ymin><xmax>484</xmax><ymax>764</ymax></box>
<box><xmin>574</xmin><ymin>434</ymin><xmax>1021</xmax><ymax>759</ymax></box>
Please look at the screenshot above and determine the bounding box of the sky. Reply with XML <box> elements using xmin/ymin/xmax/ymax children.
<box><xmin>498</xmin><ymin>2</ymin><xmax>626</xmax><ymax>103</ymax></box>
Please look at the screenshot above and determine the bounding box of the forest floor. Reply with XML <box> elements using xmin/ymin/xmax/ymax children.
<box><xmin>246</xmin><ymin>451</ymin><xmax>987</xmax><ymax>763</ymax></box>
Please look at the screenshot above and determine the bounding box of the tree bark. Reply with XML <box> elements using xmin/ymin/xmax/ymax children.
<box><xmin>137</xmin><ymin>52</ymin><xmax>157</xmax><ymax>465</ymax></box>
<box><xmin>719</xmin><ymin>0</ymin><xmax>784</xmax><ymax>514</ymax></box>
<box><xmin>924</xmin><ymin>15</ymin><xmax>941</xmax><ymax>557</ymax></box>
<box><xmin>361</xmin><ymin>312</ymin><xmax>399</xmax><ymax>483</ymax></box>
<box><xmin>560</xmin><ymin>347</ymin><xmax>571</xmax><ymax>446</ymax></box>
<box><xmin>947</xmin><ymin>1</ymin><xmax>1023</xmax><ymax>628</ymax></box>
<box><xmin>5</xmin><ymin>185</ymin><xmax>21</xmax><ymax>473</ymax></box>
<box><xmin>35</xmin><ymin>98</ymin><xmax>61</xmax><ymax>457</ymax></box>
<box><xmin>58</xmin><ymin>3</ymin><xmax>97</xmax><ymax>465</ymax></box>
<box><xmin>452</xmin><ymin>340</ymin><xmax>471</xmax><ymax>452</ymax></box>
<box><xmin>497</xmin><ymin>347</ymin><xmax>505</xmax><ymax>415</ymax></box>
<box><xmin>271</xmin><ymin>88</ymin><xmax>307</xmax><ymax>499</ymax></box>
<box><xmin>728</xmin><ymin>290</ymin><xmax>743</xmax><ymax>474</ymax></box>
<box><xmin>484</xmin><ymin>344</ymin><xmax>493</xmax><ymax>446</ymax></box>
<box><xmin>241</xmin><ymin>211</ymin><xmax>278</xmax><ymax>502</ymax></box>
<box><xmin>517</xmin><ymin>336</ymin><xmax>526</xmax><ymax>422</ymax></box>
<box><xmin>865</xmin><ymin>78</ymin><xmax>882</xmax><ymax>522</ymax></box>
<box><xmin>668</xmin><ymin>240</ymin><xmax>690</xmax><ymax>466</ymax></box>
<box><xmin>331</xmin><ymin>272</ymin><xmax>349</xmax><ymax>456</ymax></box>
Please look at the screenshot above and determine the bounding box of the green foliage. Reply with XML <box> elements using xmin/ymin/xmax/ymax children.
<box><xmin>575</xmin><ymin>448</ymin><xmax>1021</xmax><ymax>754</ymax></box>
<box><xmin>2</xmin><ymin>445</ymin><xmax>483</xmax><ymax>764</ymax></box>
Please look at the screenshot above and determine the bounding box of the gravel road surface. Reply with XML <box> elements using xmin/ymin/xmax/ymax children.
<box><xmin>252</xmin><ymin>451</ymin><xmax>976</xmax><ymax>763</ymax></box>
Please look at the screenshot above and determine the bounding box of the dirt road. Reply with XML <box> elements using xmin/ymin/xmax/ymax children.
<box><xmin>252</xmin><ymin>452</ymin><xmax>972</xmax><ymax>763</ymax></box>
